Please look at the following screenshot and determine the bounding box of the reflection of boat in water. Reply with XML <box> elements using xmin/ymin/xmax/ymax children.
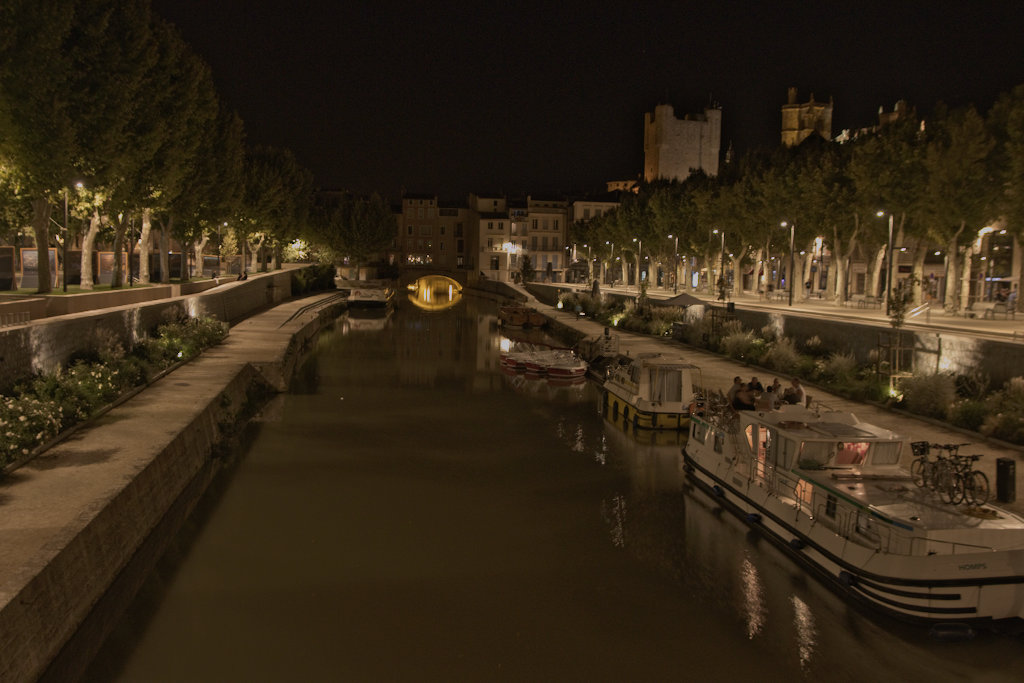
<box><xmin>500</xmin><ymin>342</ymin><xmax>586</xmax><ymax>378</ymax></box>
<box><xmin>343</xmin><ymin>307</ymin><xmax>394</xmax><ymax>332</ymax></box>
<box><xmin>684</xmin><ymin>401</ymin><xmax>1024</xmax><ymax>629</ymax></box>
<box><xmin>499</xmin><ymin>305</ymin><xmax>547</xmax><ymax>328</ymax></box>
<box><xmin>601</xmin><ymin>421</ymin><xmax>687</xmax><ymax>491</ymax></box>
<box><xmin>341</xmin><ymin>279</ymin><xmax>395</xmax><ymax>308</ymax></box>
<box><xmin>601</xmin><ymin>353</ymin><xmax>702</xmax><ymax>431</ymax></box>
<box><xmin>501</xmin><ymin>367</ymin><xmax>588</xmax><ymax>400</ymax></box>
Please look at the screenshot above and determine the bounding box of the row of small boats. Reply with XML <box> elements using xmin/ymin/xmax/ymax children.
<box><xmin>500</xmin><ymin>343</ymin><xmax>587</xmax><ymax>379</ymax></box>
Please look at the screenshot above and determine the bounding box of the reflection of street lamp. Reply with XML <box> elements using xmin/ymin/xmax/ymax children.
<box><xmin>877</xmin><ymin>211</ymin><xmax>894</xmax><ymax>314</ymax></box>
<box><xmin>781</xmin><ymin>221</ymin><xmax>795</xmax><ymax>306</ymax></box>
<box><xmin>668</xmin><ymin>233</ymin><xmax>679</xmax><ymax>293</ymax></box>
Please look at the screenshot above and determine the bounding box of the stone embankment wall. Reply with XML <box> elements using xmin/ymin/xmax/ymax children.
<box><xmin>2</xmin><ymin>290</ymin><xmax>342</xmax><ymax>683</ymax></box>
<box><xmin>0</xmin><ymin>271</ymin><xmax>294</xmax><ymax>393</ymax></box>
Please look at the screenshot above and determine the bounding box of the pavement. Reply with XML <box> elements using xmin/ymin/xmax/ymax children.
<box><xmin>525</xmin><ymin>283</ymin><xmax>1024</xmax><ymax>517</ymax></box>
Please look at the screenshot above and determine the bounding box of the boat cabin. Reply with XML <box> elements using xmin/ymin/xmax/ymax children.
<box><xmin>734</xmin><ymin>405</ymin><xmax>903</xmax><ymax>474</ymax></box>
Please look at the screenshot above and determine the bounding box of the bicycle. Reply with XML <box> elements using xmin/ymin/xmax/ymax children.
<box><xmin>909</xmin><ymin>441</ymin><xmax>933</xmax><ymax>488</ymax></box>
<box><xmin>941</xmin><ymin>453</ymin><xmax>990</xmax><ymax>506</ymax></box>
<box><xmin>912</xmin><ymin>442</ymin><xmax>966</xmax><ymax>491</ymax></box>
<box><xmin>923</xmin><ymin>442</ymin><xmax>969</xmax><ymax>497</ymax></box>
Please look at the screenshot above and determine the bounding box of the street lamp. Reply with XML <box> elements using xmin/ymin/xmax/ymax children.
<box><xmin>877</xmin><ymin>210</ymin><xmax>894</xmax><ymax>314</ymax></box>
<box><xmin>713</xmin><ymin>229</ymin><xmax>726</xmax><ymax>299</ymax></box>
<box><xmin>781</xmin><ymin>221</ymin><xmax>795</xmax><ymax>306</ymax></box>
<box><xmin>668</xmin><ymin>233</ymin><xmax>679</xmax><ymax>294</ymax></box>
<box><xmin>632</xmin><ymin>237</ymin><xmax>643</xmax><ymax>286</ymax></box>
<box><xmin>62</xmin><ymin>187</ymin><xmax>69</xmax><ymax>292</ymax></box>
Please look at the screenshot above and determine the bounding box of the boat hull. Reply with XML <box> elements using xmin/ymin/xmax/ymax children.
<box><xmin>683</xmin><ymin>448</ymin><xmax>1024</xmax><ymax>627</ymax></box>
<box><xmin>601</xmin><ymin>386</ymin><xmax>691</xmax><ymax>431</ymax></box>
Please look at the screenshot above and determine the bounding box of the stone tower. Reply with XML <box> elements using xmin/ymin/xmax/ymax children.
<box><xmin>781</xmin><ymin>87</ymin><xmax>833</xmax><ymax>146</ymax></box>
<box><xmin>643</xmin><ymin>104</ymin><xmax>721</xmax><ymax>182</ymax></box>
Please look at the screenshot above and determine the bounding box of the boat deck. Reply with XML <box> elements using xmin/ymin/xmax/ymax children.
<box><xmin>801</xmin><ymin>468</ymin><xmax>1024</xmax><ymax>533</ymax></box>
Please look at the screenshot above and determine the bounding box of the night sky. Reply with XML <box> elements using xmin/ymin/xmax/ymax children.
<box><xmin>151</xmin><ymin>0</ymin><xmax>1024</xmax><ymax>200</ymax></box>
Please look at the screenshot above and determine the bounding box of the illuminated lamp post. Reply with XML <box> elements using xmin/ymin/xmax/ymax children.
<box><xmin>713</xmin><ymin>229</ymin><xmax>726</xmax><ymax>299</ymax></box>
<box><xmin>632</xmin><ymin>237</ymin><xmax>643</xmax><ymax>287</ymax></box>
<box><xmin>668</xmin><ymin>233</ymin><xmax>679</xmax><ymax>293</ymax></box>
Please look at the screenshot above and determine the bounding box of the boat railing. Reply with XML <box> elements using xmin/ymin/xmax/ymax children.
<box><xmin>748</xmin><ymin>456</ymin><xmax>1005</xmax><ymax>556</ymax></box>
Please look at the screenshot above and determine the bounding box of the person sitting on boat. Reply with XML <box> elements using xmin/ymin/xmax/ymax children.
<box><xmin>783</xmin><ymin>378</ymin><xmax>806</xmax><ymax>405</ymax></box>
<box><xmin>770</xmin><ymin>377</ymin><xmax>782</xmax><ymax>394</ymax></box>
<box><xmin>726</xmin><ymin>376</ymin><xmax>742</xmax><ymax>405</ymax></box>
<box><xmin>749</xmin><ymin>376</ymin><xmax>764</xmax><ymax>394</ymax></box>
<box><xmin>757</xmin><ymin>386</ymin><xmax>782</xmax><ymax>410</ymax></box>
<box><xmin>732</xmin><ymin>383</ymin><xmax>756</xmax><ymax>411</ymax></box>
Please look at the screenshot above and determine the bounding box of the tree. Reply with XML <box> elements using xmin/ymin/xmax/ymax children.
<box><xmin>519</xmin><ymin>254</ymin><xmax>535</xmax><ymax>283</ymax></box>
<box><xmin>308</xmin><ymin>191</ymin><xmax>394</xmax><ymax>278</ymax></box>
<box><xmin>0</xmin><ymin>0</ymin><xmax>79</xmax><ymax>292</ymax></box>
<box><xmin>918</xmin><ymin>105</ymin><xmax>997</xmax><ymax>312</ymax></box>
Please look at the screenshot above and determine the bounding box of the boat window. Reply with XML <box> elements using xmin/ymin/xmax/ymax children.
<box><xmin>650</xmin><ymin>369</ymin><xmax>682</xmax><ymax>403</ymax></box>
<box><xmin>797</xmin><ymin>441</ymin><xmax>832</xmax><ymax>469</ymax></box>
<box><xmin>692</xmin><ymin>421</ymin><xmax>707</xmax><ymax>444</ymax></box>
<box><xmin>713</xmin><ymin>431</ymin><xmax>725</xmax><ymax>454</ymax></box>
<box><xmin>744</xmin><ymin>424</ymin><xmax>756</xmax><ymax>452</ymax></box>
<box><xmin>870</xmin><ymin>441</ymin><xmax>901</xmax><ymax>466</ymax></box>
<box><xmin>835</xmin><ymin>442</ymin><xmax>869</xmax><ymax>465</ymax></box>
<box><xmin>629</xmin><ymin>365</ymin><xmax>641</xmax><ymax>383</ymax></box>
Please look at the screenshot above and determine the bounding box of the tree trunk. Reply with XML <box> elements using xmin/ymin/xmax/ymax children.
<box><xmin>180</xmin><ymin>237</ymin><xmax>192</xmax><ymax>282</ymax></box>
<box><xmin>911</xmin><ymin>239</ymin><xmax>927</xmax><ymax>305</ymax></box>
<box><xmin>139</xmin><ymin>208</ymin><xmax>152</xmax><ymax>284</ymax></box>
<box><xmin>79</xmin><ymin>210</ymin><xmax>102</xmax><ymax>290</ymax></box>
<box><xmin>159</xmin><ymin>216</ymin><xmax>172</xmax><ymax>284</ymax></box>
<box><xmin>958</xmin><ymin>244</ymin><xmax>974</xmax><ymax>313</ymax></box>
<box><xmin>193</xmin><ymin>235</ymin><xmax>209</xmax><ymax>276</ymax></box>
<box><xmin>30</xmin><ymin>197</ymin><xmax>53</xmax><ymax>294</ymax></box>
<box><xmin>111</xmin><ymin>213</ymin><xmax>128</xmax><ymax>289</ymax></box>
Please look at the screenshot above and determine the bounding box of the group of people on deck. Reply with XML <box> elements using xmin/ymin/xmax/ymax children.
<box><xmin>727</xmin><ymin>375</ymin><xmax>806</xmax><ymax>411</ymax></box>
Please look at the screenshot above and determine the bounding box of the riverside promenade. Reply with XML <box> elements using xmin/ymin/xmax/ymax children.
<box><xmin>530</xmin><ymin>283</ymin><xmax>1024</xmax><ymax>518</ymax></box>
<box><xmin>0</xmin><ymin>291</ymin><xmax>344</xmax><ymax>683</ymax></box>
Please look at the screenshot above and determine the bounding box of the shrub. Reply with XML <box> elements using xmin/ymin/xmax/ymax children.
<box><xmin>816</xmin><ymin>352</ymin><xmax>858</xmax><ymax>384</ymax></box>
<box><xmin>721</xmin><ymin>329</ymin><xmax>757</xmax><ymax>361</ymax></box>
<box><xmin>981</xmin><ymin>377</ymin><xmax>1024</xmax><ymax>444</ymax></box>
<box><xmin>0</xmin><ymin>316</ymin><xmax>228</xmax><ymax>467</ymax></box>
<box><xmin>764</xmin><ymin>337</ymin><xmax>801</xmax><ymax>371</ymax></box>
<box><xmin>898</xmin><ymin>373</ymin><xmax>956</xmax><ymax>420</ymax></box>
<box><xmin>950</xmin><ymin>399</ymin><xmax>987</xmax><ymax>433</ymax></box>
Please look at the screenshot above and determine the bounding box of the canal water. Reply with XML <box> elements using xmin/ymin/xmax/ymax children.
<box><xmin>87</xmin><ymin>291</ymin><xmax>1023</xmax><ymax>682</ymax></box>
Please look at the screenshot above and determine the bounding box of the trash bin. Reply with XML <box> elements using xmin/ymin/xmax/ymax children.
<box><xmin>997</xmin><ymin>457</ymin><xmax>1016</xmax><ymax>503</ymax></box>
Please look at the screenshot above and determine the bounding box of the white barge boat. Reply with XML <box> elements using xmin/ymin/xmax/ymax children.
<box><xmin>601</xmin><ymin>353</ymin><xmax>701</xmax><ymax>431</ymax></box>
<box><xmin>682</xmin><ymin>402</ymin><xmax>1024</xmax><ymax>628</ymax></box>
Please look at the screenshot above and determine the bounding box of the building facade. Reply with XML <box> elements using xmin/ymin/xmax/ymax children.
<box><xmin>781</xmin><ymin>87</ymin><xmax>833</xmax><ymax>146</ymax></box>
<box><xmin>643</xmin><ymin>104</ymin><xmax>721</xmax><ymax>182</ymax></box>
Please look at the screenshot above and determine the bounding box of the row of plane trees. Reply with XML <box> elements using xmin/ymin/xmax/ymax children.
<box><xmin>570</xmin><ymin>86</ymin><xmax>1024</xmax><ymax>312</ymax></box>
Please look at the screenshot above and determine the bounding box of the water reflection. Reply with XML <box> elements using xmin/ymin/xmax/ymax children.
<box><xmin>406</xmin><ymin>275</ymin><xmax>462</xmax><ymax>310</ymax></box>
<box><xmin>740</xmin><ymin>553</ymin><xmax>766</xmax><ymax>639</ymax></box>
<box><xmin>86</xmin><ymin>293</ymin><xmax>1024</xmax><ymax>683</ymax></box>
<box><xmin>791</xmin><ymin>595</ymin><xmax>818</xmax><ymax>671</ymax></box>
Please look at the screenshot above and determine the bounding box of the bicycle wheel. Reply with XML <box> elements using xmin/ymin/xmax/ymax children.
<box><xmin>931</xmin><ymin>460</ymin><xmax>951</xmax><ymax>493</ymax></box>
<box><xmin>966</xmin><ymin>471</ymin><xmax>990</xmax><ymax>506</ymax></box>
<box><xmin>938</xmin><ymin>466</ymin><xmax>961</xmax><ymax>504</ymax></box>
<box><xmin>911</xmin><ymin>458</ymin><xmax>927</xmax><ymax>487</ymax></box>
